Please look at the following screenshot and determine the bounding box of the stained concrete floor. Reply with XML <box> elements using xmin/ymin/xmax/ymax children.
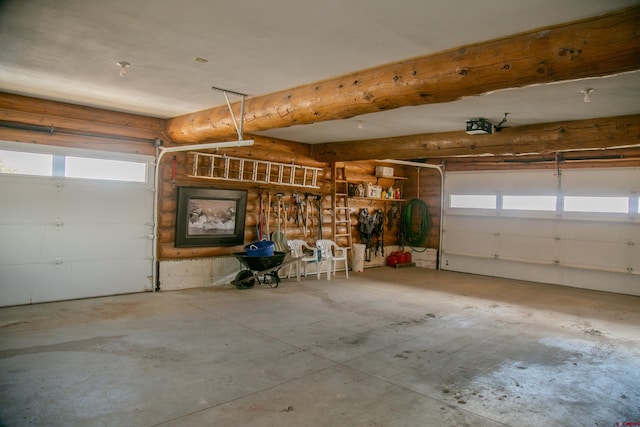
<box><xmin>0</xmin><ymin>268</ymin><xmax>639</xmax><ymax>427</ymax></box>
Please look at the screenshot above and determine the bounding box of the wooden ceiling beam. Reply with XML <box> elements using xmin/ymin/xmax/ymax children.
<box><xmin>311</xmin><ymin>115</ymin><xmax>640</xmax><ymax>161</ymax></box>
<box><xmin>165</xmin><ymin>7</ymin><xmax>640</xmax><ymax>144</ymax></box>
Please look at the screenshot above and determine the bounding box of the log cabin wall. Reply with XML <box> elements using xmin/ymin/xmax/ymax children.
<box><xmin>157</xmin><ymin>135</ymin><xmax>331</xmax><ymax>260</ymax></box>
<box><xmin>401</xmin><ymin>167</ymin><xmax>442</xmax><ymax>251</ymax></box>
<box><xmin>437</xmin><ymin>148</ymin><xmax>640</xmax><ymax>172</ymax></box>
<box><xmin>0</xmin><ymin>93</ymin><xmax>435</xmax><ymax>264</ymax></box>
<box><xmin>341</xmin><ymin>161</ymin><xmax>415</xmax><ymax>251</ymax></box>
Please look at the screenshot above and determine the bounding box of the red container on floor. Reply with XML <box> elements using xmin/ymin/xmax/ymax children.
<box><xmin>397</xmin><ymin>252</ymin><xmax>408</xmax><ymax>264</ymax></box>
<box><xmin>404</xmin><ymin>251</ymin><xmax>411</xmax><ymax>263</ymax></box>
<box><xmin>387</xmin><ymin>255</ymin><xmax>398</xmax><ymax>267</ymax></box>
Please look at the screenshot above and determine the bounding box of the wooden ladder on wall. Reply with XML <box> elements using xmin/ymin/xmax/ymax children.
<box><xmin>332</xmin><ymin>162</ymin><xmax>353</xmax><ymax>251</ymax></box>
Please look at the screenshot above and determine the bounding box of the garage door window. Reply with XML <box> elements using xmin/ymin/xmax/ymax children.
<box><xmin>0</xmin><ymin>149</ymin><xmax>147</xmax><ymax>183</ymax></box>
<box><xmin>564</xmin><ymin>196</ymin><xmax>629</xmax><ymax>214</ymax></box>
<box><xmin>450</xmin><ymin>194</ymin><xmax>496</xmax><ymax>209</ymax></box>
<box><xmin>503</xmin><ymin>195</ymin><xmax>557</xmax><ymax>211</ymax></box>
<box><xmin>450</xmin><ymin>193</ymin><xmax>635</xmax><ymax>217</ymax></box>
<box><xmin>0</xmin><ymin>149</ymin><xmax>53</xmax><ymax>176</ymax></box>
<box><xmin>65</xmin><ymin>156</ymin><xmax>147</xmax><ymax>182</ymax></box>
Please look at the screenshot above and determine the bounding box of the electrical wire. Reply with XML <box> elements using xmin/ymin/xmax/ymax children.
<box><xmin>400</xmin><ymin>198</ymin><xmax>431</xmax><ymax>249</ymax></box>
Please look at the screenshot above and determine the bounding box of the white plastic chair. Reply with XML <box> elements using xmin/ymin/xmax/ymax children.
<box><xmin>316</xmin><ymin>239</ymin><xmax>349</xmax><ymax>280</ymax></box>
<box><xmin>286</xmin><ymin>239</ymin><xmax>320</xmax><ymax>280</ymax></box>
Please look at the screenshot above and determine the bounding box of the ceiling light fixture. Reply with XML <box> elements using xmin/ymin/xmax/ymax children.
<box><xmin>357</xmin><ymin>120</ymin><xmax>365</xmax><ymax>129</ymax></box>
<box><xmin>581</xmin><ymin>88</ymin><xmax>594</xmax><ymax>103</ymax></box>
<box><xmin>116</xmin><ymin>61</ymin><xmax>130</xmax><ymax>77</ymax></box>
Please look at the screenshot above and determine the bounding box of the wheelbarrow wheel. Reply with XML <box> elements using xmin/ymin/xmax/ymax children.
<box><xmin>265</xmin><ymin>271</ymin><xmax>280</xmax><ymax>288</ymax></box>
<box><xmin>234</xmin><ymin>270</ymin><xmax>255</xmax><ymax>289</ymax></box>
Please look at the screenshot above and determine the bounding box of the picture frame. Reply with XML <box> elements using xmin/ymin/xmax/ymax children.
<box><xmin>175</xmin><ymin>187</ymin><xmax>247</xmax><ymax>247</ymax></box>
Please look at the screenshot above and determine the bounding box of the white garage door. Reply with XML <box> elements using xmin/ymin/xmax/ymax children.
<box><xmin>441</xmin><ymin>167</ymin><xmax>639</xmax><ymax>296</ymax></box>
<box><xmin>0</xmin><ymin>143</ymin><xmax>154</xmax><ymax>306</ymax></box>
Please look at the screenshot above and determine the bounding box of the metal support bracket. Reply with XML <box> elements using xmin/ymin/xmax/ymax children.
<box><xmin>211</xmin><ymin>86</ymin><xmax>249</xmax><ymax>141</ymax></box>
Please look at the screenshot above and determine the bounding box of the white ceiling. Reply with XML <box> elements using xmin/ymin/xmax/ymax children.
<box><xmin>1</xmin><ymin>0</ymin><xmax>639</xmax><ymax>144</ymax></box>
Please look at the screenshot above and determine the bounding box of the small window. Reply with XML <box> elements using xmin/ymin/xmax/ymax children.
<box><xmin>65</xmin><ymin>156</ymin><xmax>147</xmax><ymax>182</ymax></box>
<box><xmin>503</xmin><ymin>195</ymin><xmax>556</xmax><ymax>211</ymax></box>
<box><xmin>450</xmin><ymin>194</ymin><xmax>496</xmax><ymax>209</ymax></box>
<box><xmin>0</xmin><ymin>150</ymin><xmax>53</xmax><ymax>176</ymax></box>
<box><xmin>564</xmin><ymin>196</ymin><xmax>628</xmax><ymax>214</ymax></box>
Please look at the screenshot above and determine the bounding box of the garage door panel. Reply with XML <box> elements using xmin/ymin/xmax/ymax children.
<box><xmin>562</xmin><ymin>167</ymin><xmax>639</xmax><ymax>194</ymax></box>
<box><xmin>445</xmin><ymin>170</ymin><xmax>557</xmax><ymax>193</ymax></box>
<box><xmin>59</xmin><ymin>224</ymin><xmax>151</xmax><ymax>261</ymax></box>
<box><xmin>0</xmin><ymin>178</ymin><xmax>59</xmax><ymax>224</ymax></box>
<box><xmin>1</xmin><ymin>265</ymin><xmax>33</xmax><ymax>307</ymax></box>
<box><xmin>443</xmin><ymin>168</ymin><xmax>640</xmax><ymax>296</ymax></box>
<box><xmin>559</xmin><ymin>240</ymin><xmax>633</xmax><ymax>272</ymax></box>
<box><xmin>0</xmin><ymin>224</ymin><xmax>53</xmax><ymax>264</ymax></box>
<box><xmin>497</xmin><ymin>235</ymin><xmax>557</xmax><ymax>262</ymax></box>
<box><xmin>444</xmin><ymin>215</ymin><xmax>498</xmax><ymax>233</ymax></box>
<box><xmin>497</xmin><ymin>218</ymin><xmax>558</xmax><ymax>239</ymax></box>
<box><xmin>445</xmin><ymin>230</ymin><xmax>495</xmax><ymax>257</ymax></box>
<box><xmin>0</xmin><ymin>148</ymin><xmax>153</xmax><ymax>306</ymax></box>
<box><xmin>557</xmin><ymin>221</ymin><xmax>639</xmax><ymax>242</ymax></box>
<box><xmin>56</xmin><ymin>183</ymin><xmax>152</xmax><ymax>224</ymax></box>
<box><xmin>68</xmin><ymin>259</ymin><xmax>151</xmax><ymax>296</ymax></box>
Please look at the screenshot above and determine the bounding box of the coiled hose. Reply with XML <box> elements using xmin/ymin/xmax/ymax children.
<box><xmin>400</xmin><ymin>198</ymin><xmax>430</xmax><ymax>248</ymax></box>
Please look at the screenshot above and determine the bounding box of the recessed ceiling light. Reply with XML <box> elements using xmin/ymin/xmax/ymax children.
<box><xmin>193</xmin><ymin>57</ymin><xmax>209</xmax><ymax>64</ymax></box>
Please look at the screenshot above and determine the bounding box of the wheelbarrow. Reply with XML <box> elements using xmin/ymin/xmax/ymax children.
<box><xmin>231</xmin><ymin>251</ymin><xmax>300</xmax><ymax>289</ymax></box>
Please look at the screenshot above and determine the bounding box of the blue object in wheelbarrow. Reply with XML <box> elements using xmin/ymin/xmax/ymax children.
<box><xmin>232</xmin><ymin>251</ymin><xmax>287</xmax><ymax>289</ymax></box>
<box><xmin>244</xmin><ymin>240</ymin><xmax>275</xmax><ymax>257</ymax></box>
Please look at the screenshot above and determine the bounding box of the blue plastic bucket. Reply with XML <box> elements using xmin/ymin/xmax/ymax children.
<box><xmin>244</xmin><ymin>240</ymin><xmax>275</xmax><ymax>257</ymax></box>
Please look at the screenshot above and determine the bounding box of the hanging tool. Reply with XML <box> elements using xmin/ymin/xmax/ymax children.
<box><xmin>387</xmin><ymin>204</ymin><xmax>399</xmax><ymax>230</ymax></box>
<box><xmin>293</xmin><ymin>191</ymin><xmax>302</xmax><ymax>228</ymax></box>
<box><xmin>284</xmin><ymin>197</ymin><xmax>289</xmax><ymax>237</ymax></box>
<box><xmin>303</xmin><ymin>194</ymin><xmax>309</xmax><ymax>236</ymax></box>
<box><xmin>257</xmin><ymin>189</ymin><xmax>264</xmax><ymax>240</ymax></box>
<box><xmin>284</xmin><ymin>200</ymin><xmax>291</xmax><ymax>222</ymax></box>
<box><xmin>266</xmin><ymin>192</ymin><xmax>271</xmax><ymax>239</ymax></box>
<box><xmin>272</xmin><ymin>193</ymin><xmax>288</xmax><ymax>252</ymax></box>
<box><xmin>171</xmin><ymin>156</ymin><xmax>177</xmax><ymax>189</ymax></box>
<box><xmin>305</xmin><ymin>193</ymin><xmax>313</xmax><ymax>234</ymax></box>
<box><xmin>316</xmin><ymin>194</ymin><xmax>323</xmax><ymax>239</ymax></box>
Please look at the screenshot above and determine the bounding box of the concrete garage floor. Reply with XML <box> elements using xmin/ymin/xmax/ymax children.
<box><xmin>1</xmin><ymin>268</ymin><xmax>639</xmax><ymax>427</ymax></box>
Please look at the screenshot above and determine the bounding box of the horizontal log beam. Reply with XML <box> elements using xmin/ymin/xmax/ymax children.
<box><xmin>0</xmin><ymin>92</ymin><xmax>165</xmax><ymax>133</ymax></box>
<box><xmin>165</xmin><ymin>7</ymin><xmax>640</xmax><ymax>143</ymax></box>
<box><xmin>0</xmin><ymin>126</ymin><xmax>156</xmax><ymax>156</ymax></box>
<box><xmin>0</xmin><ymin>92</ymin><xmax>165</xmax><ymax>154</ymax></box>
<box><xmin>311</xmin><ymin>115</ymin><xmax>640</xmax><ymax>162</ymax></box>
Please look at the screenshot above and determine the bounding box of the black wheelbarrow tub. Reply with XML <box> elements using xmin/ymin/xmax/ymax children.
<box><xmin>232</xmin><ymin>251</ymin><xmax>288</xmax><ymax>272</ymax></box>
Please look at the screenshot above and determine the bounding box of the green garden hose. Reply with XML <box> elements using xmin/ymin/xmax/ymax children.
<box><xmin>400</xmin><ymin>198</ymin><xmax>430</xmax><ymax>248</ymax></box>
